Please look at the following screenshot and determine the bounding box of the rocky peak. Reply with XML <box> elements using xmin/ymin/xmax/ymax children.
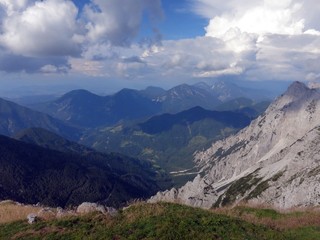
<box><xmin>283</xmin><ymin>81</ymin><xmax>310</xmax><ymax>98</ymax></box>
<box><xmin>267</xmin><ymin>81</ymin><xmax>320</xmax><ymax>113</ymax></box>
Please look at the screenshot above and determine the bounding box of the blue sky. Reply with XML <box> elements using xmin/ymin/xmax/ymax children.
<box><xmin>142</xmin><ymin>0</ymin><xmax>207</xmax><ymax>40</ymax></box>
<box><xmin>0</xmin><ymin>0</ymin><xmax>319</xmax><ymax>96</ymax></box>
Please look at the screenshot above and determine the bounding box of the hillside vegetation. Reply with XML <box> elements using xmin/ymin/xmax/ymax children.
<box><xmin>0</xmin><ymin>135</ymin><xmax>170</xmax><ymax>208</ymax></box>
<box><xmin>81</xmin><ymin>107</ymin><xmax>251</xmax><ymax>186</ymax></box>
<box><xmin>1</xmin><ymin>202</ymin><xmax>320</xmax><ymax>239</ymax></box>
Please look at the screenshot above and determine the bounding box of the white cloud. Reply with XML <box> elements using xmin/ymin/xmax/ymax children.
<box><xmin>0</xmin><ymin>0</ymin><xmax>29</xmax><ymax>15</ymax></box>
<box><xmin>40</xmin><ymin>64</ymin><xmax>69</xmax><ymax>74</ymax></box>
<box><xmin>0</xmin><ymin>0</ymin><xmax>163</xmax><ymax>74</ymax></box>
<box><xmin>205</xmin><ymin>2</ymin><xmax>305</xmax><ymax>39</ymax></box>
<box><xmin>138</xmin><ymin>37</ymin><xmax>251</xmax><ymax>80</ymax></box>
<box><xmin>193</xmin><ymin>0</ymin><xmax>320</xmax><ymax>38</ymax></box>
<box><xmin>69</xmin><ymin>58</ymin><xmax>106</xmax><ymax>77</ymax></box>
<box><xmin>0</xmin><ymin>0</ymin><xmax>80</xmax><ymax>57</ymax></box>
<box><xmin>185</xmin><ymin>0</ymin><xmax>320</xmax><ymax>83</ymax></box>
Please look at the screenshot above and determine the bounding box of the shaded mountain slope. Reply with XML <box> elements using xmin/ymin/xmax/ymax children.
<box><xmin>0</xmin><ymin>97</ymin><xmax>80</xmax><ymax>140</ymax></box>
<box><xmin>214</xmin><ymin>97</ymin><xmax>271</xmax><ymax>118</ymax></box>
<box><xmin>0</xmin><ymin>134</ymin><xmax>169</xmax><ymax>208</ymax></box>
<box><xmin>14</xmin><ymin>128</ymin><xmax>93</xmax><ymax>154</ymax></box>
<box><xmin>139</xmin><ymin>106</ymin><xmax>251</xmax><ymax>134</ymax></box>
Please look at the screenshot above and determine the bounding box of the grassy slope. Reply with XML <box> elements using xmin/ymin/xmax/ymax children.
<box><xmin>1</xmin><ymin>202</ymin><xmax>320</xmax><ymax>240</ymax></box>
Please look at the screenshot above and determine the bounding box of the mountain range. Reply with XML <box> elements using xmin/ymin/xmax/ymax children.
<box><xmin>34</xmin><ymin>89</ymin><xmax>162</xmax><ymax>128</ymax></box>
<box><xmin>150</xmin><ymin>82</ymin><xmax>320</xmax><ymax>209</ymax></box>
<box><xmin>30</xmin><ymin>80</ymin><xmax>271</xmax><ymax>129</ymax></box>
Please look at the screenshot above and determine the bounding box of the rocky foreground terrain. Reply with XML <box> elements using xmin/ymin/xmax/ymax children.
<box><xmin>1</xmin><ymin>200</ymin><xmax>320</xmax><ymax>239</ymax></box>
<box><xmin>151</xmin><ymin>82</ymin><xmax>320</xmax><ymax>209</ymax></box>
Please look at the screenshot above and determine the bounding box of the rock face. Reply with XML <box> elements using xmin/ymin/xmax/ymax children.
<box><xmin>76</xmin><ymin>202</ymin><xmax>117</xmax><ymax>216</ymax></box>
<box><xmin>76</xmin><ymin>202</ymin><xmax>107</xmax><ymax>214</ymax></box>
<box><xmin>150</xmin><ymin>82</ymin><xmax>320</xmax><ymax>209</ymax></box>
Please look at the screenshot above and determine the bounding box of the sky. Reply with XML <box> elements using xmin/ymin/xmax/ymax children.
<box><xmin>0</xmin><ymin>0</ymin><xmax>319</xmax><ymax>96</ymax></box>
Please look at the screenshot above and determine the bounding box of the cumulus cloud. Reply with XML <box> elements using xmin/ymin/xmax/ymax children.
<box><xmin>0</xmin><ymin>0</ymin><xmax>163</xmax><ymax>74</ymax></box>
<box><xmin>193</xmin><ymin>0</ymin><xmax>320</xmax><ymax>40</ymax></box>
<box><xmin>186</xmin><ymin>0</ymin><xmax>320</xmax><ymax>82</ymax></box>
<box><xmin>138</xmin><ymin>36</ymin><xmax>250</xmax><ymax>80</ymax></box>
<box><xmin>0</xmin><ymin>0</ymin><xmax>29</xmax><ymax>16</ymax></box>
<box><xmin>0</xmin><ymin>0</ymin><xmax>81</xmax><ymax>57</ymax></box>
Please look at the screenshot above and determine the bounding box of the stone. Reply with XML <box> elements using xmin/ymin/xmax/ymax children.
<box><xmin>76</xmin><ymin>202</ymin><xmax>106</xmax><ymax>214</ymax></box>
<box><xmin>27</xmin><ymin>213</ymin><xmax>37</xmax><ymax>224</ymax></box>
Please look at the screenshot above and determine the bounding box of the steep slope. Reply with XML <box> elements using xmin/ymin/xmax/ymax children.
<box><xmin>0</xmin><ymin>97</ymin><xmax>80</xmax><ymax>140</ymax></box>
<box><xmin>36</xmin><ymin>89</ymin><xmax>161</xmax><ymax>128</ymax></box>
<box><xmin>13</xmin><ymin>128</ymin><xmax>171</xmax><ymax>189</ymax></box>
<box><xmin>14</xmin><ymin>128</ymin><xmax>93</xmax><ymax>154</ymax></box>
<box><xmin>81</xmin><ymin>107</ymin><xmax>251</xmax><ymax>187</ymax></box>
<box><xmin>151</xmin><ymin>82</ymin><xmax>320</xmax><ymax>209</ymax></box>
<box><xmin>0</xmin><ymin>134</ymin><xmax>169</xmax><ymax>208</ymax></box>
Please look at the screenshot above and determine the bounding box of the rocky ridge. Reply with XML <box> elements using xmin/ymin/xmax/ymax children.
<box><xmin>150</xmin><ymin>82</ymin><xmax>320</xmax><ymax>209</ymax></box>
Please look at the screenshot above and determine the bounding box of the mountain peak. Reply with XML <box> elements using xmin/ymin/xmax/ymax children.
<box><xmin>284</xmin><ymin>81</ymin><xmax>309</xmax><ymax>97</ymax></box>
<box><xmin>59</xmin><ymin>89</ymin><xmax>100</xmax><ymax>102</ymax></box>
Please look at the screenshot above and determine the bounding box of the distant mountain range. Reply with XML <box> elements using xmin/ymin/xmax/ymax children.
<box><xmin>34</xmin><ymin>88</ymin><xmax>162</xmax><ymax>128</ymax></box>
<box><xmin>0</xmin><ymin>97</ymin><xmax>81</xmax><ymax>140</ymax></box>
<box><xmin>203</xmin><ymin>80</ymin><xmax>271</xmax><ymax>102</ymax></box>
<box><xmin>215</xmin><ymin>97</ymin><xmax>271</xmax><ymax>118</ymax></box>
<box><xmin>0</xmin><ymin>130</ymin><xmax>171</xmax><ymax>207</ymax></box>
<box><xmin>30</xmin><ymin>80</ymin><xmax>271</xmax><ymax>128</ymax></box>
<box><xmin>80</xmin><ymin>107</ymin><xmax>252</xmax><ymax>187</ymax></box>
<box><xmin>151</xmin><ymin>82</ymin><xmax>320</xmax><ymax>209</ymax></box>
<box><xmin>154</xmin><ymin>84</ymin><xmax>221</xmax><ymax>113</ymax></box>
